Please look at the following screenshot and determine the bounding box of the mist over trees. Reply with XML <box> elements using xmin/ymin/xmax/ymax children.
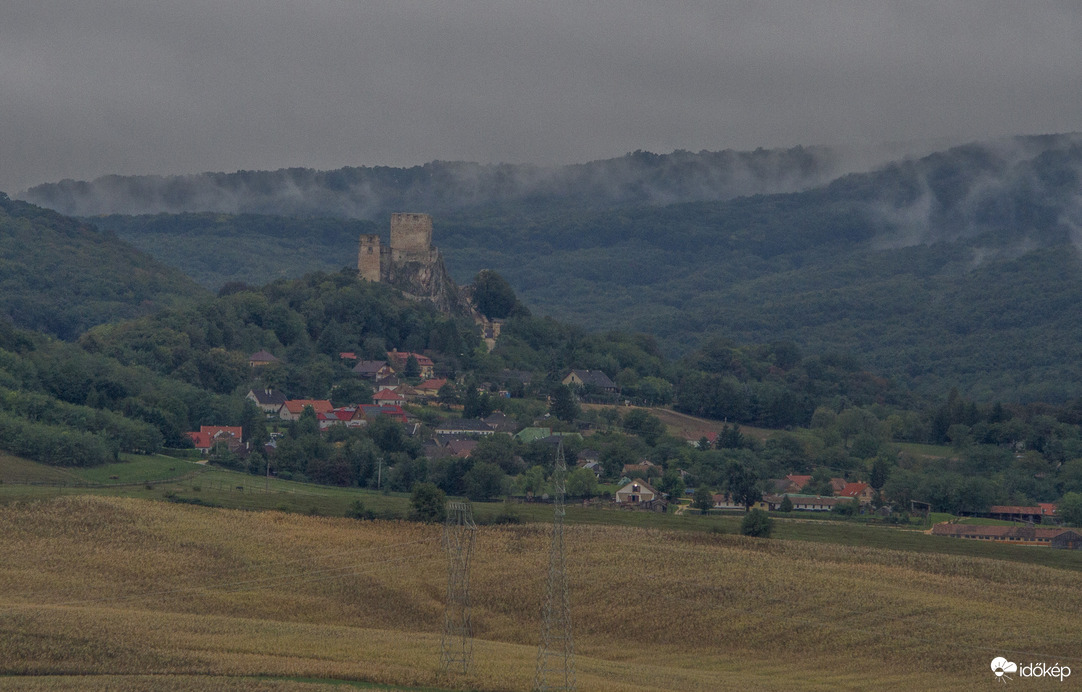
<box><xmin>21</xmin><ymin>135</ymin><xmax>1082</xmax><ymax>401</ymax></box>
<box><xmin>21</xmin><ymin>146</ymin><xmax>857</xmax><ymax>218</ymax></box>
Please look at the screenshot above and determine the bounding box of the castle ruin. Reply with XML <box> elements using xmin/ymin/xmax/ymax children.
<box><xmin>358</xmin><ymin>213</ymin><xmax>471</xmax><ymax>316</ymax></box>
<box><xmin>358</xmin><ymin>213</ymin><xmax>435</xmax><ymax>282</ymax></box>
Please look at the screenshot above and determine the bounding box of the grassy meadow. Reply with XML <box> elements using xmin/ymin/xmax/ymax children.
<box><xmin>2</xmin><ymin>494</ymin><xmax>1081</xmax><ymax>691</ymax></box>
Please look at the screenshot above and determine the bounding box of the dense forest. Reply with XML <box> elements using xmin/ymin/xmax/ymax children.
<box><xmin>0</xmin><ymin>319</ymin><xmax>237</xmax><ymax>465</ymax></box>
<box><xmin>72</xmin><ymin>135</ymin><xmax>1082</xmax><ymax>401</ymax></box>
<box><xmin>23</xmin><ymin>146</ymin><xmax>860</xmax><ymax>218</ymax></box>
<box><xmin>0</xmin><ymin>193</ymin><xmax>207</xmax><ymax>339</ymax></box>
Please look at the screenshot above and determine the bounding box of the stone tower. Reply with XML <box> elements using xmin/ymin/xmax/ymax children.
<box><xmin>357</xmin><ymin>234</ymin><xmax>382</xmax><ymax>282</ymax></box>
<box><xmin>355</xmin><ymin>212</ymin><xmax>470</xmax><ymax>316</ymax></box>
<box><xmin>390</xmin><ymin>212</ymin><xmax>432</xmax><ymax>262</ymax></box>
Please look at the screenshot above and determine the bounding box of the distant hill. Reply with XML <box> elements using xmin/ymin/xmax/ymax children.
<box><xmin>432</xmin><ymin>134</ymin><xmax>1082</xmax><ymax>400</ymax></box>
<box><xmin>18</xmin><ymin>134</ymin><xmax>1082</xmax><ymax>400</ymax></box>
<box><xmin>91</xmin><ymin>213</ymin><xmax>376</xmax><ymax>289</ymax></box>
<box><xmin>21</xmin><ymin>145</ymin><xmax>903</xmax><ymax>218</ymax></box>
<box><xmin>0</xmin><ymin>193</ymin><xmax>208</xmax><ymax>339</ymax></box>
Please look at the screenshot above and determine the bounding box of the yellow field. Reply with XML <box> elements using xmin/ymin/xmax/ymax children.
<box><xmin>1</xmin><ymin>496</ymin><xmax>1079</xmax><ymax>690</ymax></box>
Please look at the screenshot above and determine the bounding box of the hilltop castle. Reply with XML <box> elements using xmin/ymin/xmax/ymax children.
<box><xmin>358</xmin><ymin>213</ymin><xmax>471</xmax><ymax>316</ymax></box>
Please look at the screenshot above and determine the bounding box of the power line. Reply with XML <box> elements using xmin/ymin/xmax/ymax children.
<box><xmin>440</xmin><ymin>501</ymin><xmax>476</xmax><ymax>676</ymax></box>
<box><xmin>535</xmin><ymin>440</ymin><xmax>575</xmax><ymax>691</ymax></box>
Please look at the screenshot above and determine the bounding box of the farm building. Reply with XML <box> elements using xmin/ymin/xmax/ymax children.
<box><xmin>930</xmin><ymin>523</ymin><xmax>1071</xmax><ymax>546</ymax></box>
<box><xmin>615</xmin><ymin>479</ymin><xmax>666</xmax><ymax>511</ymax></box>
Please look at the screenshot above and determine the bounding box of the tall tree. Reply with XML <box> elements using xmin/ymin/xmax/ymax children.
<box><xmin>472</xmin><ymin>269</ymin><xmax>519</xmax><ymax>319</ymax></box>
<box><xmin>549</xmin><ymin>384</ymin><xmax>580</xmax><ymax>423</ymax></box>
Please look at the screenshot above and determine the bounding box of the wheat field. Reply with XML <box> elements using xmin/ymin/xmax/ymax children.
<box><xmin>1</xmin><ymin>495</ymin><xmax>1079</xmax><ymax>690</ymax></box>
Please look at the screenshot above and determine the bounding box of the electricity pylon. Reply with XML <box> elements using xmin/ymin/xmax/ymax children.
<box><xmin>534</xmin><ymin>440</ymin><xmax>575</xmax><ymax>691</ymax></box>
<box><xmin>440</xmin><ymin>500</ymin><xmax>476</xmax><ymax>675</ymax></box>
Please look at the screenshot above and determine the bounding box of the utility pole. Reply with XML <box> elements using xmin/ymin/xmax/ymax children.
<box><xmin>440</xmin><ymin>501</ymin><xmax>477</xmax><ymax>675</ymax></box>
<box><xmin>377</xmin><ymin>458</ymin><xmax>383</xmax><ymax>490</ymax></box>
<box><xmin>535</xmin><ymin>440</ymin><xmax>575</xmax><ymax>691</ymax></box>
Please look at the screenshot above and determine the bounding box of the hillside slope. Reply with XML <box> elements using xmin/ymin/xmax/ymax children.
<box><xmin>21</xmin><ymin>145</ymin><xmax>885</xmax><ymax>218</ymax></box>
<box><xmin>0</xmin><ymin>193</ymin><xmax>208</xmax><ymax>339</ymax></box>
<box><xmin>19</xmin><ymin>134</ymin><xmax>1082</xmax><ymax>400</ymax></box>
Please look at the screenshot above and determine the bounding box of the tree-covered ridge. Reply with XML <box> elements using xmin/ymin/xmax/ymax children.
<box><xmin>432</xmin><ymin>135</ymin><xmax>1082</xmax><ymax>401</ymax></box>
<box><xmin>23</xmin><ymin>146</ymin><xmax>849</xmax><ymax>218</ymax></box>
<box><xmin>0</xmin><ymin>319</ymin><xmax>238</xmax><ymax>465</ymax></box>
<box><xmin>36</xmin><ymin>135</ymin><xmax>1082</xmax><ymax>402</ymax></box>
<box><xmin>0</xmin><ymin>193</ymin><xmax>208</xmax><ymax>339</ymax></box>
<box><xmin>81</xmin><ymin>269</ymin><xmax>483</xmax><ymax>397</ymax></box>
<box><xmin>91</xmin><ymin>212</ymin><xmax>376</xmax><ymax>289</ymax></box>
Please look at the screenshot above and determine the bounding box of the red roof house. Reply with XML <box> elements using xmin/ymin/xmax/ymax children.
<box><xmin>838</xmin><ymin>482</ymin><xmax>875</xmax><ymax>504</ymax></box>
<box><xmin>386</xmin><ymin>350</ymin><xmax>435</xmax><ymax>378</ymax></box>
<box><xmin>280</xmin><ymin>399</ymin><xmax>334</xmax><ymax>421</ymax></box>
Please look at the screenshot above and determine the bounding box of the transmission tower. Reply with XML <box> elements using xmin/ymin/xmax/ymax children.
<box><xmin>440</xmin><ymin>500</ymin><xmax>476</xmax><ymax>675</ymax></box>
<box><xmin>534</xmin><ymin>440</ymin><xmax>575</xmax><ymax>691</ymax></box>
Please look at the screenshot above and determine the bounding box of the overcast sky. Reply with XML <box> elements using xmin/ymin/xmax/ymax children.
<box><xmin>2</xmin><ymin>1</ymin><xmax>1081</xmax><ymax>194</ymax></box>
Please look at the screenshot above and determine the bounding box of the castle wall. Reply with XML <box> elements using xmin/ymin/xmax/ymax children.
<box><xmin>354</xmin><ymin>213</ymin><xmax>472</xmax><ymax>317</ymax></box>
<box><xmin>390</xmin><ymin>213</ymin><xmax>432</xmax><ymax>260</ymax></box>
<box><xmin>357</xmin><ymin>234</ymin><xmax>382</xmax><ymax>282</ymax></box>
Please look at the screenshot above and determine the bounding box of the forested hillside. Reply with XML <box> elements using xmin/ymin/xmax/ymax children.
<box><xmin>0</xmin><ymin>319</ymin><xmax>238</xmax><ymax>465</ymax></box>
<box><xmin>0</xmin><ymin>193</ymin><xmax>208</xmax><ymax>339</ymax></box>
<box><xmin>93</xmin><ymin>213</ymin><xmax>375</xmax><ymax>289</ymax></box>
<box><xmin>24</xmin><ymin>146</ymin><xmax>866</xmax><ymax>218</ymax></box>
<box><xmin>58</xmin><ymin>135</ymin><xmax>1082</xmax><ymax>401</ymax></box>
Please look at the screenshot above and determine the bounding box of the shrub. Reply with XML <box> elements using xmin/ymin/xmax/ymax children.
<box><xmin>741</xmin><ymin>508</ymin><xmax>773</xmax><ymax>538</ymax></box>
<box><xmin>410</xmin><ymin>482</ymin><xmax>447</xmax><ymax>523</ymax></box>
<box><xmin>347</xmin><ymin>499</ymin><xmax>375</xmax><ymax>520</ymax></box>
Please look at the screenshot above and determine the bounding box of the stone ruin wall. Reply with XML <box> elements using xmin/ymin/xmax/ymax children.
<box><xmin>357</xmin><ymin>212</ymin><xmax>471</xmax><ymax>316</ymax></box>
<box><xmin>357</xmin><ymin>234</ymin><xmax>382</xmax><ymax>282</ymax></box>
<box><xmin>389</xmin><ymin>212</ymin><xmax>433</xmax><ymax>262</ymax></box>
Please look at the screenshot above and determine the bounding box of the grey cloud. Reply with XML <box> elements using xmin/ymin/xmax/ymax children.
<box><xmin>2</xmin><ymin>1</ymin><xmax>1081</xmax><ymax>194</ymax></box>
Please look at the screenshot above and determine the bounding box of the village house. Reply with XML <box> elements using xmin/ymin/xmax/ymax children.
<box><xmin>316</xmin><ymin>411</ymin><xmax>343</xmax><ymax>430</ymax></box>
<box><xmin>416</xmin><ymin>378</ymin><xmax>448</xmax><ymax>399</ymax></box>
<box><xmin>712</xmin><ymin>493</ymin><xmax>745</xmax><ymax>511</ymax></box>
<box><xmin>482</xmin><ymin>411</ymin><xmax>520</xmax><ymax>434</ymax></box>
<box><xmin>688</xmin><ymin>431</ymin><xmax>719</xmax><ymax>449</ymax></box>
<box><xmin>353</xmin><ymin>360</ymin><xmax>395</xmax><ymax>380</ymax></box>
<box><xmin>561</xmin><ymin>369</ymin><xmax>617</xmax><ymax>394</ymax></box>
<box><xmin>837</xmin><ymin>482</ymin><xmax>875</xmax><ymax>505</ymax></box>
<box><xmin>372</xmin><ymin>389</ymin><xmax>406</xmax><ymax>407</ymax></box>
<box><xmin>773</xmin><ymin>473</ymin><xmax>867</xmax><ymax>499</ymax></box>
<box><xmin>357</xmin><ymin>404</ymin><xmax>409</xmax><ymax>425</ymax></box>
<box><xmin>375</xmin><ymin>376</ymin><xmax>401</xmax><ymax>392</ymax></box>
<box><xmin>186</xmin><ymin>425</ymin><xmax>244</xmax><ymax>455</ymax></box>
<box><xmin>245</xmin><ymin>388</ymin><xmax>286</xmax><ymax>417</ymax></box>
<box><xmin>279</xmin><ymin>399</ymin><xmax>334</xmax><ymax>421</ymax></box>
<box><xmin>614</xmin><ymin>479</ymin><xmax>667</xmax><ymax>511</ymax></box>
<box><xmin>320</xmin><ymin>407</ymin><xmax>366</xmax><ymax>429</ymax></box>
<box><xmin>386</xmin><ymin>350</ymin><xmax>435</xmax><ymax>379</ymax></box>
<box><xmin>778</xmin><ymin>474</ymin><xmax>812</xmax><ymax>493</ymax></box>
<box><xmin>248</xmin><ymin>350</ymin><xmax>280</xmax><ymax>368</ymax></box>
